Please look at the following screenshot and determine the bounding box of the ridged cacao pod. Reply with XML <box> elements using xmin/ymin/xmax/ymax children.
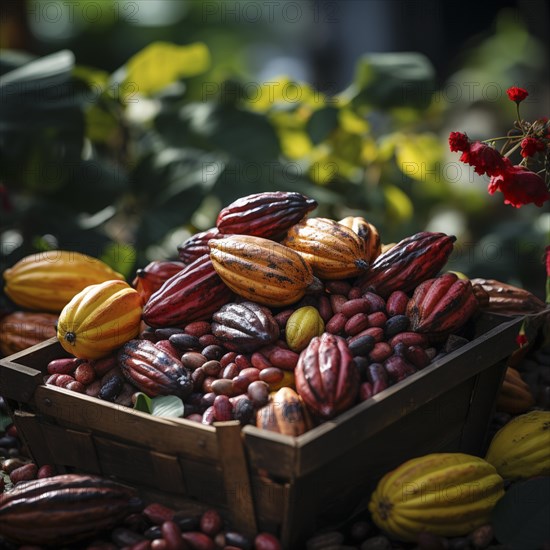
<box><xmin>177</xmin><ymin>227</ymin><xmax>224</xmax><ymax>264</ymax></box>
<box><xmin>485</xmin><ymin>410</ymin><xmax>550</xmax><ymax>480</ymax></box>
<box><xmin>357</xmin><ymin>232</ymin><xmax>456</xmax><ymax>297</ymax></box>
<box><xmin>285</xmin><ymin>306</ymin><xmax>325</xmax><ymax>352</ymax></box>
<box><xmin>211</xmin><ymin>301</ymin><xmax>280</xmax><ymax>352</ymax></box>
<box><xmin>216</xmin><ymin>191</ymin><xmax>317</xmax><ymax>239</ymax></box>
<box><xmin>118</xmin><ymin>339</ymin><xmax>193</xmax><ymax>398</ymax></box>
<box><xmin>209</xmin><ymin>235</ymin><xmax>321</xmax><ymax>307</ymax></box>
<box><xmin>57</xmin><ymin>280</ymin><xmax>142</xmax><ymax>360</ymax></box>
<box><xmin>295</xmin><ymin>332</ymin><xmax>359</xmax><ymax>419</ymax></box>
<box><xmin>406</xmin><ymin>272</ymin><xmax>478</xmax><ymax>337</ymax></box>
<box><xmin>496</xmin><ymin>366</ymin><xmax>535</xmax><ymax>415</ymax></box>
<box><xmin>142</xmin><ymin>254</ymin><xmax>233</xmax><ymax>328</ymax></box>
<box><xmin>369</xmin><ymin>453</ymin><xmax>504</xmax><ymax>542</ymax></box>
<box><xmin>3</xmin><ymin>250</ymin><xmax>125</xmax><ymax>313</ymax></box>
<box><xmin>0</xmin><ymin>311</ymin><xmax>57</xmax><ymax>356</ymax></box>
<box><xmin>256</xmin><ymin>387</ymin><xmax>310</xmax><ymax>436</ymax></box>
<box><xmin>132</xmin><ymin>260</ymin><xmax>185</xmax><ymax>304</ymax></box>
<box><xmin>0</xmin><ymin>474</ymin><xmax>142</xmax><ymax>545</ymax></box>
<box><xmin>283</xmin><ymin>217</ymin><xmax>370</xmax><ymax>279</ymax></box>
<box><xmin>470</xmin><ymin>278</ymin><xmax>547</xmax><ymax>315</ymax></box>
<box><xmin>339</xmin><ymin>216</ymin><xmax>381</xmax><ymax>262</ymax></box>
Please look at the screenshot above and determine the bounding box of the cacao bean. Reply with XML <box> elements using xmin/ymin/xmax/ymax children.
<box><xmin>325</xmin><ymin>312</ymin><xmax>347</xmax><ymax>335</ymax></box>
<box><xmin>10</xmin><ymin>463</ymin><xmax>38</xmax><ymax>483</ymax></box>
<box><xmin>202</xmin><ymin>345</ymin><xmax>224</xmax><ymax>361</ymax></box>
<box><xmin>389</xmin><ymin>331</ymin><xmax>428</xmax><ymax>347</ymax></box>
<box><xmin>37</xmin><ymin>464</ymin><xmax>56</xmax><ymax>478</ymax></box>
<box><xmin>220</xmin><ymin>351</ymin><xmax>237</xmax><ymax>367</ymax></box>
<box><xmin>247</xmin><ymin>380</ymin><xmax>270</xmax><ymax>407</ymax></box>
<box><xmin>264</xmin><ymin>347</ymin><xmax>299</xmax><ymax>371</ymax></box>
<box><xmin>45</xmin><ymin>373</ymin><xmax>60</xmax><ymax>385</ymax></box>
<box><xmin>173</xmin><ymin>514</ymin><xmax>200</xmax><ymax>532</ymax></box>
<box><xmin>224</xmin><ymin>532</ymin><xmax>252</xmax><ymax>550</ymax></box>
<box><xmin>405</xmin><ymin>345</ymin><xmax>431</xmax><ymax>369</ymax></box>
<box><xmin>325</xmin><ymin>280</ymin><xmax>351</xmax><ymax>295</ymax></box>
<box><xmin>99</xmin><ymin>375</ymin><xmax>124</xmax><ymax>402</ymax></box>
<box><xmin>181</xmin><ymin>532</ymin><xmax>216</xmax><ymax>550</ymax></box>
<box><xmin>234</xmin><ymin>354</ymin><xmax>252</xmax><ymax>370</ymax></box>
<box><xmin>101</xmin><ymin>367</ymin><xmax>123</xmax><ymax>385</ymax></box>
<box><xmin>154</xmin><ymin>327</ymin><xmax>185</xmax><ymax>340</ymax></box>
<box><xmin>181</xmin><ymin>352</ymin><xmax>207</xmax><ymax>370</ymax></box>
<box><xmin>385</xmin><ymin>290</ymin><xmax>409</xmax><ymax>316</ymax></box>
<box><xmin>384</xmin><ymin>355</ymin><xmax>416</xmax><ymax>383</ymax></box>
<box><xmin>199</xmin><ymin>509</ymin><xmax>223</xmax><ymax>537</ymax></box>
<box><xmin>368</xmin><ymin>342</ymin><xmax>392</xmax><ymax>363</ymax></box>
<box><xmin>384</xmin><ymin>314</ymin><xmax>410</xmax><ymax>337</ymax></box>
<box><xmin>184</xmin><ymin>321</ymin><xmax>212</xmax><ymax>337</ymax></box>
<box><xmin>151</xmin><ymin>539</ymin><xmax>168</xmax><ymax>550</ymax></box>
<box><xmin>367</xmin><ymin>311</ymin><xmax>387</xmax><ymax>328</ymax></box>
<box><xmin>128</xmin><ymin>541</ymin><xmax>153</xmax><ymax>550</ymax></box>
<box><xmin>202</xmin><ymin>406</ymin><xmax>215</xmax><ymax>425</ymax></box>
<box><xmin>143</xmin><ymin>503</ymin><xmax>175</xmax><ymax>525</ymax></box>
<box><xmin>191</xmin><ymin>369</ymin><xmax>206</xmax><ymax>392</ymax></box>
<box><xmin>201</xmin><ymin>392</ymin><xmax>216</xmax><ymax>410</ymax></box>
<box><xmin>359</xmin><ymin>382</ymin><xmax>374</xmax><ymax>401</ymax></box>
<box><xmin>144</xmin><ymin>526</ymin><xmax>163</xmax><ymax>540</ymax></box>
<box><xmin>250</xmin><ymin>352</ymin><xmax>272</xmax><ymax>370</ymax></box>
<box><xmin>344</xmin><ymin>313</ymin><xmax>370</xmax><ymax>336</ymax></box>
<box><xmin>221</xmin><ymin>363</ymin><xmax>239</xmax><ymax>379</ymax></box>
<box><xmin>65</xmin><ymin>381</ymin><xmax>85</xmax><ymax>393</ymax></box>
<box><xmin>259</xmin><ymin>367</ymin><xmax>284</xmax><ymax>386</ymax></box>
<box><xmin>213</xmin><ymin>395</ymin><xmax>233</xmax><ymax>421</ymax></box>
<box><xmin>55</xmin><ymin>374</ymin><xmax>75</xmax><ymax>388</ymax></box>
<box><xmin>353</xmin><ymin>326</ymin><xmax>384</xmax><ymax>343</ymax></box>
<box><xmin>47</xmin><ymin>357</ymin><xmax>79</xmax><ymax>375</ymax></box>
<box><xmin>348</xmin><ymin>286</ymin><xmax>363</xmax><ymax>299</ymax></box>
<box><xmin>186</xmin><ymin>414</ymin><xmax>203</xmax><ymax>423</ymax></box>
<box><xmin>367</xmin><ymin>363</ymin><xmax>389</xmax><ymax>394</ymax></box>
<box><xmin>329</xmin><ymin>294</ymin><xmax>347</xmax><ymax>313</ymax></box>
<box><xmin>75</xmin><ymin>362</ymin><xmax>96</xmax><ymax>385</ymax></box>
<box><xmin>317</xmin><ymin>295</ymin><xmax>333</xmax><ymax>322</ymax></box>
<box><xmin>274</xmin><ymin>309</ymin><xmax>294</xmax><ymax>328</ymax></box>
<box><xmin>161</xmin><ymin>521</ymin><xmax>185</xmax><ymax>550</ymax></box>
<box><xmin>85</xmin><ymin>380</ymin><xmax>102</xmax><ymax>397</ymax></box>
<box><xmin>2</xmin><ymin>457</ymin><xmax>27</xmax><ymax>473</ymax></box>
<box><xmin>348</xmin><ymin>334</ymin><xmax>376</xmax><ymax>356</ymax></box>
<box><xmin>340</xmin><ymin>298</ymin><xmax>371</xmax><ymax>318</ymax></box>
<box><xmin>353</xmin><ymin>355</ymin><xmax>369</xmax><ymax>380</ymax></box>
<box><xmin>210</xmin><ymin>378</ymin><xmax>236</xmax><ymax>397</ymax></box>
<box><xmin>362</xmin><ymin>292</ymin><xmax>386</xmax><ymax>312</ymax></box>
<box><xmin>202</xmin><ymin>376</ymin><xmax>216</xmax><ymax>394</ymax></box>
<box><xmin>234</xmin><ymin>397</ymin><xmax>255</xmax><ymax>425</ymax></box>
<box><xmin>92</xmin><ymin>355</ymin><xmax>118</xmax><ymax>377</ymax></box>
<box><xmin>199</xmin><ymin>334</ymin><xmax>221</xmax><ymax>347</ymax></box>
<box><xmin>202</xmin><ymin>360</ymin><xmax>222</xmax><ymax>377</ymax></box>
<box><xmin>254</xmin><ymin>533</ymin><xmax>283</xmax><ymax>550</ymax></box>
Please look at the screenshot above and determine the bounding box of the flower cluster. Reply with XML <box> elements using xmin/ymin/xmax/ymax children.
<box><xmin>449</xmin><ymin>87</ymin><xmax>550</xmax><ymax>208</ymax></box>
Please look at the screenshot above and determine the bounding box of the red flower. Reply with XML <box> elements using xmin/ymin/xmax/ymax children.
<box><xmin>506</xmin><ymin>86</ymin><xmax>529</xmax><ymax>103</ymax></box>
<box><xmin>516</xmin><ymin>333</ymin><xmax>528</xmax><ymax>347</ymax></box>
<box><xmin>459</xmin><ymin>141</ymin><xmax>507</xmax><ymax>176</ymax></box>
<box><xmin>520</xmin><ymin>137</ymin><xmax>545</xmax><ymax>158</ymax></box>
<box><xmin>448</xmin><ymin>132</ymin><xmax>470</xmax><ymax>152</ymax></box>
<box><xmin>488</xmin><ymin>163</ymin><xmax>550</xmax><ymax>208</ymax></box>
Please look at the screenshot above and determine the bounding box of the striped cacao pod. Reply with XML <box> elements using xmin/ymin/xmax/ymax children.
<box><xmin>211</xmin><ymin>301</ymin><xmax>280</xmax><ymax>352</ymax></box>
<box><xmin>3</xmin><ymin>250</ymin><xmax>125</xmax><ymax>313</ymax></box>
<box><xmin>406</xmin><ymin>272</ymin><xmax>478</xmax><ymax>337</ymax></box>
<box><xmin>283</xmin><ymin>217</ymin><xmax>370</xmax><ymax>279</ymax></box>
<box><xmin>0</xmin><ymin>311</ymin><xmax>57</xmax><ymax>356</ymax></box>
<box><xmin>216</xmin><ymin>191</ymin><xmax>317</xmax><ymax>239</ymax></box>
<box><xmin>357</xmin><ymin>232</ymin><xmax>456</xmax><ymax>297</ymax></box>
<box><xmin>0</xmin><ymin>474</ymin><xmax>142</xmax><ymax>545</ymax></box>
<box><xmin>209</xmin><ymin>235</ymin><xmax>321</xmax><ymax>307</ymax></box>
<box><xmin>470</xmin><ymin>278</ymin><xmax>547</xmax><ymax>315</ymax></box>
<box><xmin>496</xmin><ymin>367</ymin><xmax>535</xmax><ymax>414</ymax></box>
<box><xmin>339</xmin><ymin>216</ymin><xmax>381</xmax><ymax>262</ymax></box>
<box><xmin>57</xmin><ymin>280</ymin><xmax>142</xmax><ymax>360</ymax></box>
<box><xmin>132</xmin><ymin>260</ymin><xmax>185</xmax><ymax>304</ymax></box>
<box><xmin>118</xmin><ymin>339</ymin><xmax>193</xmax><ymax>398</ymax></box>
<box><xmin>295</xmin><ymin>332</ymin><xmax>359</xmax><ymax>419</ymax></box>
<box><xmin>369</xmin><ymin>453</ymin><xmax>504</xmax><ymax>542</ymax></box>
<box><xmin>485</xmin><ymin>410</ymin><xmax>550</xmax><ymax>480</ymax></box>
<box><xmin>256</xmin><ymin>387</ymin><xmax>311</xmax><ymax>436</ymax></box>
<box><xmin>177</xmin><ymin>227</ymin><xmax>224</xmax><ymax>264</ymax></box>
<box><xmin>142</xmin><ymin>254</ymin><xmax>233</xmax><ymax>328</ymax></box>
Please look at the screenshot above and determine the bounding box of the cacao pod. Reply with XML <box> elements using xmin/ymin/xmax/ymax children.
<box><xmin>118</xmin><ymin>339</ymin><xmax>193</xmax><ymax>398</ymax></box>
<box><xmin>132</xmin><ymin>260</ymin><xmax>185</xmax><ymax>304</ymax></box>
<box><xmin>0</xmin><ymin>311</ymin><xmax>57</xmax><ymax>356</ymax></box>
<box><xmin>295</xmin><ymin>332</ymin><xmax>359</xmax><ymax>419</ymax></box>
<box><xmin>369</xmin><ymin>453</ymin><xmax>504</xmax><ymax>542</ymax></box>
<box><xmin>496</xmin><ymin>367</ymin><xmax>535</xmax><ymax>414</ymax></box>
<box><xmin>209</xmin><ymin>235</ymin><xmax>321</xmax><ymax>307</ymax></box>
<box><xmin>57</xmin><ymin>280</ymin><xmax>142</xmax><ymax>360</ymax></box>
<box><xmin>339</xmin><ymin>216</ymin><xmax>381</xmax><ymax>261</ymax></box>
<box><xmin>283</xmin><ymin>217</ymin><xmax>370</xmax><ymax>279</ymax></box>
<box><xmin>177</xmin><ymin>227</ymin><xmax>224</xmax><ymax>264</ymax></box>
<box><xmin>485</xmin><ymin>410</ymin><xmax>550</xmax><ymax>480</ymax></box>
<box><xmin>406</xmin><ymin>273</ymin><xmax>478</xmax><ymax>337</ymax></box>
<box><xmin>142</xmin><ymin>254</ymin><xmax>233</xmax><ymax>328</ymax></box>
<box><xmin>3</xmin><ymin>250</ymin><xmax>125</xmax><ymax>313</ymax></box>
<box><xmin>0</xmin><ymin>474</ymin><xmax>142</xmax><ymax>545</ymax></box>
<box><xmin>470</xmin><ymin>278</ymin><xmax>547</xmax><ymax>315</ymax></box>
<box><xmin>216</xmin><ymin>191</ymin><xmax>317</xmax><ymax>239</ymax></box>
<box><xmin>256</xmin><ymin>387</ymin><xmax>310</xmax><ymax>436</ymax></box>
<box><xmin>357</xmin><ymin>232</ymin><xmax>456</xmax><ymax>297</ymax></box>
<box><xmin>211</xmin><ymin>301</ymin><xmax>280</xmax><ymax>352</ymax></box>
<box><xmin>285</xmin><ymin>306</ymin><xmax>325</xmax><ymax>352</ymax></box>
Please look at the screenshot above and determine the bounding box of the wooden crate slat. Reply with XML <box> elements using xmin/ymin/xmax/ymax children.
<box><xmin>251</xmin><ymin>475</ymin><xmax>288</xmax><ymax>532</ymax></box>
<box><xmin>178</xmin><ymin>456</ymin><xmax>226</xmax><ymax>506</ymax></box>
<box><xmin>12</xmin><ymin>410</ymin><xmax>57</xmax><ymax>466</ymax></box>
<box><xmin>31</xmin><ymin>385</ymin><xmax>218</xmax><ymax>460</ymax></box>
<box><xmin>150</xmin><ymin>451</ymin><xmax>187</xmax><ymax>495</ymax></box>
<box><xmin>215</xmin><ymin>421</ymin><xmax>258</xmax><ymax>537</ymax></box>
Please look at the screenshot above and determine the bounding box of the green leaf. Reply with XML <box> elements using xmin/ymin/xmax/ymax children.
<box><xmin>492</xmin><ymin>477</ymin><xmax>550</xmax><ymax>550</ymax></box>
<box><xmin>133</xmin><ymin>392</ymin><xmax>153</xmax><ymax>414</ymax></box>
<box><xmin>306</xmin><ymin>106</ymin><xmax>340</xmax><ymax>145</ymax></box>
<box><xmin>348</xmin><ymin>52</ymin><xmax>435</xmax><ymax>110</ymax></box>
<box><xmin>150</xmin><ymin>395</ymin><xmax>184</xmax><ymax>418</ymax></box>
<box><xmin>116</xmin><ymin>42</ymin><xmax>210</xmax><ymax>99</ymax></box>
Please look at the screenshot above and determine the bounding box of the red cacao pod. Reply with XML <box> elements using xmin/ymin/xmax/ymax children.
<box><xmin>132</xmin><ymin>260</ymin><xmax>185</xmax><ymax>305</ymax></box>
<box><xmin>177</xmin><ymin>227</ymin><xmax>224</xmax><ymax>264</ymax></box>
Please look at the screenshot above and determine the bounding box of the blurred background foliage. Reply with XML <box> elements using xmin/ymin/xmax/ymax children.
<box><xmin>0</xmin><ymin>0</ymin><xmax>549</xmax><ymax>297</ymax></box>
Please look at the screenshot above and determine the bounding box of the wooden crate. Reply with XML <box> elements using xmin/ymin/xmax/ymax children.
<box><xmin>0</xmin><ymin>313</ymin><xmax>525</xmax><ymax>548</ymax></box>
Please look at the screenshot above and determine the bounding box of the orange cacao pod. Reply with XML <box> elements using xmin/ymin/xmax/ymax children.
<box><xmin>496</xmin><ymin>367</ymin><xmax>535</xmax><ymax>414</ymax></box>
<box><xmin>283</xmin><ymin>217</ymin><xmax>370</xmax><ymax>279</ymax></box>
<box><xmin>0</xmin><ymin>474</ymin><xmax>142</xmax><ymax>545</ymax></box>
<box><xmin>295</xmin><ymin>332</ymin><xmax>359</xmax><ymax>419</ymax></box>
<box><xmin>0</xmin><ymin>311</ymin><xmax>57</xmax><ymax>356</ymax></box>
<box><xmin>339</xmin><ymin>216</ymin><xmax>381</xmax><ymax>262</ymax></box>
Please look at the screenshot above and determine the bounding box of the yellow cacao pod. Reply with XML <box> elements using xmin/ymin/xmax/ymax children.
<box><xmin>369</xmin><ymin>453</ymin><xmax>504</xmax><ymax>542</ymax></box>
<box><xmin>339</xmin><ymin>216</ymin><xmax>381</xmax><ymax>262</ymax></box>
<box><xmin>485</xmin><ymin>410</ymin><xmax>550</xmax><ymax>480</ymax></box>
<box><xmin>57</xmin><ymin>280</ymin><xmax>142</xmax><ymax>360</ymax></box>
<box><xmin>496</xmin><ymin>367</ymin><xmax>535</xmax><ymax>415</ymax></box>
<box><xmin>4</xmin><ymin>251</ymin><xmax>125</xmax><ymax>313</ymax></box>
<box><xmin>285</xmin><ymin>306</ymin><xmax>324</xmax><ymax>352</ymax></box>
<box><xmin>209</xmin><ymin>235</ymin><xmax>320</xmax><ymax>307</ymax></box>
<box><xmin>282</xmin><ymin>217</ymin><xmax>370</xmax><ymax>279</ymax></box>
